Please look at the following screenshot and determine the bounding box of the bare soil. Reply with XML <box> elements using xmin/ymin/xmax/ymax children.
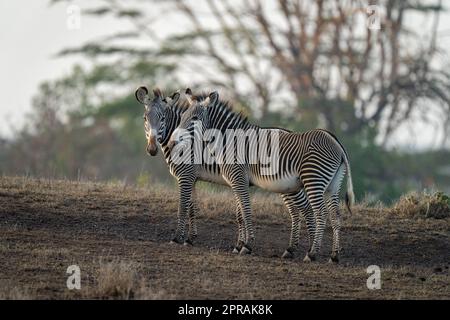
<box><xmin>0</xmin><ymin>176</ymin><xmax>449</xmax><ymax>299</ymax></box>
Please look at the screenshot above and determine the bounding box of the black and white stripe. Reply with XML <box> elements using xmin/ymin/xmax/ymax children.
<box><xmin>172</xmin><ymin>90</ymin><xmax>355</xmax><ymax>262</ymax></box>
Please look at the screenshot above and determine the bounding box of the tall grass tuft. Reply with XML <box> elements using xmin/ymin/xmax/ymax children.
<box><xmin>390</xmin><ymin>191</ymin><xmax>450</xmax><ymax>219</ymax></box>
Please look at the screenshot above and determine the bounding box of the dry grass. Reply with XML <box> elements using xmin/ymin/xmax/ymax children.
<box><xmin>390</xmin><ymin>191</ymin><xmax>450</xmax><ymax>219</ymax></box>
<box><xmin>91</xmin><ymin>260</ymin><xmax>138</xmax><ymax>299</ymax></box>
<box><xmin>0</xmin><ymin>176</ymin><xmax>449</xmax><ymax>299</ymax></box>
<box><xmin>195</xmin><ymin>187</ymin><xmax>288</xmax><ymax>223</ymax></box>
<box><xmin>0</xmin><ymin>285</ymin><xmax>34</xmax><ymax>300</ymax></box>
<box><xmin>83</xmin><ymin>259</ymin><xmax>173</xmax><ymax>300</ymax></box>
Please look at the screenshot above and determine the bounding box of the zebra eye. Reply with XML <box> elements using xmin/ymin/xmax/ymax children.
<box><xmin>191</xmin><ymin>116</ymin><xmax>198</xmax><ymax>121</ymax></box>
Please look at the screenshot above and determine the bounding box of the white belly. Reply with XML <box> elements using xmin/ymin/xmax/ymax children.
<box><xmin>197</xmin><ymin>169</ymin><xmax>227</xmax><ymax>186</ymax></box>
<box><xmin>250</xmin><ymin>174</ymin><xmax>302</xmax><ymax>193</ymax></box>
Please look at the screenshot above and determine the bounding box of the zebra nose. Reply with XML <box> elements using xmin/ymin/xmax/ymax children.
<box><xmin>146</xmin><ymin>143</ymin><xmax>158</xmax><ymax>156</ymax></box>
<box><xmin>147</xmin><ymin>135</ymin><xmax>158</xmax><ymax>156</ymax></box>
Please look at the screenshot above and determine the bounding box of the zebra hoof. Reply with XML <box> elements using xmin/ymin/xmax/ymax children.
<box><xmin>239</xmin><ymin>245</ymin><xmax>252</xmax><ymax>255</ymax></box>
<box><xmin>328</xmin><ymin>258</ymin><xmax>339</xmax><ymax>264</ymax></box>
<box><xmin>233</xmin><ymin>241</ymin><xmax>244</xmax><ymax>254</ymax></box>
<box><xmin>282</xmin><ymin>250</ymin><xmax>294</xmax><ymax>259</ymax></box>
<box><xmin>303</xmin><ymin>253</ymin><xmax>316</xmax><ymax>263</ymax></box>
<box><xmin>183</xmin><ymin>239</ymin><xmax>194</xmax><ymax>246</ymax></box>
<box><xmin>170</xmin><ymin>237</ymin><xmax>182</xmax><ymax>245</ymax></box>
<box><xmin>328</xmin><ymin>255</ymin><xmax>339</xmax><ymax>264</ymax></box>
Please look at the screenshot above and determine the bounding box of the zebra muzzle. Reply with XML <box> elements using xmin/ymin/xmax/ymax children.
<box><xmin>146</xmin><ymin>137</ymin><xmax>158</xmax><ymax>156</ymax></box>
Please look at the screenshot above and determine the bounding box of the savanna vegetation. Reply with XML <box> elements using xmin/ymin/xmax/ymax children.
<box><xmin>1</xmin><ymin>0</ymin><xmax>450</xmax><ymax>203</ymax></box>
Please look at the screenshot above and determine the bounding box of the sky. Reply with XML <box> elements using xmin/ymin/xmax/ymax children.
<box><xmin>0</xmin><ymin>0</ymin><xmax>449</xmax><ymax>149</ymax></box>
<box><xmin>0</xmin><ymin>0</ymin><xmax>129</xmax><ymax>136</ymax></box>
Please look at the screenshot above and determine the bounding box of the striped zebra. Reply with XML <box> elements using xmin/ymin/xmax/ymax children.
<box><xmin>135</xmin><ymin>86</ymin><xmax>313</xmax><ymax>259</ymax></box>
<box><xmin>135</xmin><ymin>86</ymin><xmax>248</xmax><ymax>249</ymax></box>
<box><xmin>169</xmin><ymin>89</ymin><xmax>355</xmax><ymax>263</ymax></box>
<box><xmin>136</xmin><ymin>86</ymin><xmax>223</xmax><ymax>246</ymax></box>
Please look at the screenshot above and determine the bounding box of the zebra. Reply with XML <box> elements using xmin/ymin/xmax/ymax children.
<box><xmin>135</xmin><ymin>86</ymin><xmax>313</xmax><ymax>259</ymax></box>
<box><xmin>135</xmin><ymin>86</ymin><xmax>246</xmax><ymax>249</ymax></box>
<box><xmin>135</xmin><ymin>87</ymin><xmax>194</xmax><ymax>246</ymax></box>
<box><xmin>169</xmin><ymin>89</ymin><xmax>355</xmax><ymax>263</ymax></box>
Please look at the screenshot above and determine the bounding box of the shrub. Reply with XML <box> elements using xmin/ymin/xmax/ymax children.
<box><xmin>390</xmin><ymin>191</ymin><xmax>450</xmax><ymax>219</ymax></box>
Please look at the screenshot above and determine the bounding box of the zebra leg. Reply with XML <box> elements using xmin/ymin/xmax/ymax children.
<box><xmin>301</xmin><ymin>204</ymin><xmax>316</xmax><ymax>259</ymax></box>
<box><xmin>171</xmin><ymin>177</ymin><xmax>195</xmax><ymax>244</ymax></box>
<box><xmin>291</xmin><ymin>189</ymin><xmax>316</xmax><ymax>261</ymax></box>
<box><xmin>326</xmin><ymin>194</ymin><xmax>341</xmax><ymax>263</ymax></box>
<box><xmin>232</xmin><ymin>204</ymin><xmax>245</xmax><ymax>254</ymax></box>
<box><xmin>223</xmin><ymin>166</ymin><xmax>254</xmax><ymax>255</ymax></box>
<box><xmin>234</xmin><ymin>189</ymin><xmax>254</xmax><ymax>255</ymax></box>
<box><xmin>184</xmin><ymin>200</ymin><xmax>198</xmax><ymax>246</ymax></box>
<box><xmin>325</xmin><ymin>161</ymin><xmax>346</xmax><ymax>262</ymax></box>
<box><xmin>281</xmin><ymin>192</ymin><xmax>302</xmax><ymax>259</ymax></box>
<box><xmin>303</xmin><ymin>188</ymin><xmax>328</xmax><ymax>262</ymax></box>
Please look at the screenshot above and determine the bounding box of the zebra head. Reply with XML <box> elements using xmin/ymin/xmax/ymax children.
<box><xmin>135</xmin><ymin>86</ymin><xmax>180</xmax><ymax>156</ymax></box>
<box><xmin>168</xmin><ymin>88</ymin><xmax>219</xmax><ymax>149</ymax></box>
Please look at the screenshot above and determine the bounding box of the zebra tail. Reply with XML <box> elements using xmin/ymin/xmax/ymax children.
<box><xmin>344</xmin><ymin>155</ymin><xmax>355</xmax><ymax>215</ymax></box>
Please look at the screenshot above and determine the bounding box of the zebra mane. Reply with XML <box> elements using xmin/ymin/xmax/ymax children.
<box><xmin>192</xmin><ymin>91</ymin><xmax>249</xmax><ymax>125</ymax></box>
<box><xmin>164</xmin><ymin>91</ymin><xmax>215</xmax><ymax>113</ymax></box>
<box><xmin>164</xmin><ymin>90</ymin><xmax>249</xmax><ymax>130</ymax></box>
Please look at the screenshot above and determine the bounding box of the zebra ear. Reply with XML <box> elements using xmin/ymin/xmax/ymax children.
<box><xmin>185</xmin><ymin>88</ymin><xmax>195</xmax><ymax>106</ymax></box>
<box><xmin>207</xmin><ymin>91</ymin><xmax>219</xmax><ymax>106</ymax></box>
<box><xmin>200</xmin><ymin>97</ymin><xmax>210</xmax><ymax>107</ymax></box>
<box><xmin>135</xmin><ymin>86</ymin><xmax>149</xmax><ymax>105</ymax></box>
<box><xmin>166</xmin><ymin>91</ymin><xmax>180</xmax><ymax>106</ymax></box>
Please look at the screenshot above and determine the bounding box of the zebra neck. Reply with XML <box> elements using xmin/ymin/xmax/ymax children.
<box><xmin>209</xmin><ymin>108</ymin><xmax>259</xmax><ymax>133</ymax></box>
<box><xmin>160</xmin><ymin>106</ymin><xmax>182</xmax><ymax>148</ymax></box>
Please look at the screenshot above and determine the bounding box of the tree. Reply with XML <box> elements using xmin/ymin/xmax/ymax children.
<box><xmin>52</xmin><ymin>0</ymin><xmax>450</xmax><ymax>147</ymax></box>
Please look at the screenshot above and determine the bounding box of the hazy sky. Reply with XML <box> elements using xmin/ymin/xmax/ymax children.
<box><xmin>0</xmin><ymin>0</ymin><xmax>129</xmax><ymax>136</ymax></box>
<box><xmin>1</xmin><ymin>0</ymin><xmax>449</xmax><ymax>149</ymax></box>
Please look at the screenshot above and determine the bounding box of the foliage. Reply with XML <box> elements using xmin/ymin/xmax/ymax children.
<box><xmin>391</xmin><ymin>191</ymin><xmax>450</xmax><ymax>219</ymax></box>
<box><xmin>0</xmin><ymin>63</ymin><xmax>174</xmax><ymax>183</ymax></box>
<box><xmin>50</xmin><ymin>0</ymin><xmax>450</xmax><ymax>148</ymax></box>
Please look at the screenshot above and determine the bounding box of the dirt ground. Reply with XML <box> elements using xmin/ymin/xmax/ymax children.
<box><xmin>0</xmin><ymin>176</ymin><xmax>449</xmax><ymax>299</ymax></box>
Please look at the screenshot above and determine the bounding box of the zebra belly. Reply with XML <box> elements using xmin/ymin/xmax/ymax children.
<box><xmin>250</xmin><ymin>174</ymin><xmax>302</xmax><ymax>193</ymax></box>
<box><xmin>197</xmin><ymin>169</ymin><xmax>227</xmax><ymax>186</ymax></box>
